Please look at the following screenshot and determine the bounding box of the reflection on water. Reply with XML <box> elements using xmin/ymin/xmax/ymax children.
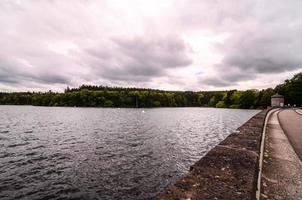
<box><xmin>0</xmin><ymin>106</ymin><xmax>258</xmax><ymax>200</ymax></box>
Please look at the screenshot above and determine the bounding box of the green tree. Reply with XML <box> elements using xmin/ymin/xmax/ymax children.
<box><xmin>275</xmin><ymin>72</ymin><xmax>302</xmax><ymax>106</ymax></box>
<box><xmin>216</xmin><ymin>101</ymin><xmax>226</xmax><ymax>108</ymax></box>
<box><xmin>104</xmin><ymin>100</ymin><xmax>113</xmax><ymax>107</ymax></box>
<box><xmin>239</xmin><ymin>90</ymin><xmax>257</xmax><ymax>109</ymax></box>
<box><xmin>153</xmin><ymin>101</ymin><xmax>161</xmax><ymax>107</ymax></box>
<box><xmin>1</xmin><ymin>72</ymin><xmax>301</xmax><ymax>108</ymax></box>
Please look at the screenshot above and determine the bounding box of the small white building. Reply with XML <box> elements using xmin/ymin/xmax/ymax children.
<box><xmin>271</xmin><ymin>94</ymin><xmax>284</xmax><ymax>107</ymax></box>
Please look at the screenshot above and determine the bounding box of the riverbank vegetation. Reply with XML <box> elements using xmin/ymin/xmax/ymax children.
<box><xmin>0</xmin><ymin>72</ymin><xmax>301</xmax><ymax>108</ymax></box>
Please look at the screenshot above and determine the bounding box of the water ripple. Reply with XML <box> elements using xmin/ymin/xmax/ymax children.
<box><xmin>0</xmin><ymin>106</ymin><xmax>258</xmax><ymax>200</ymax></box>
<box><xmin>7</xmin><ymin>142</ymin><xmax>30</xmax><ymax>148</ymax></box>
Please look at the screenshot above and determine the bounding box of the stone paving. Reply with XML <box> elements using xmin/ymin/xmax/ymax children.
<box><xmin>261</xmin><ymin>109</ymin><xmax>302</xmax><ymax>200</ymax></box>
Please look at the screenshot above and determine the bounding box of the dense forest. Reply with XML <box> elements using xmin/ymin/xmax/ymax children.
<box><xmin>0</xmin><ymin>72</ymin><xmax>301</xmax><ymax>109</ymax></box>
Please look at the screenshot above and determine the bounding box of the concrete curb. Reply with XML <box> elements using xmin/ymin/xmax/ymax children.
<box><xmin>256</xmin><ymin>108</ymin><xmax>279</xmax><ymax>200</ymax></box>
<box><xmin>294</xmin><ymin>108</ymin><xmax>302</xmax><ymax>115</ymax></box>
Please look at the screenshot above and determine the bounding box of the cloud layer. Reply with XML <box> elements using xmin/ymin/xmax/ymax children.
<box><xmin>0</xmin><ymin>0</ymin><xmax>301</xmax><ymax>91</ymax></box>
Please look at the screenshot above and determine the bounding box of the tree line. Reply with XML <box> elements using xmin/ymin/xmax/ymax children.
<box><xmin>0</xmin><ymin>72</ymin><xmax>301</xmax><ymax>109</ymax></box>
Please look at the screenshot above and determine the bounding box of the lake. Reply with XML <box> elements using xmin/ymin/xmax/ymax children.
<box><xmin>0</xmin><ymin>106</ymin><xmax>259</xmax><ymax>200</ymax></box>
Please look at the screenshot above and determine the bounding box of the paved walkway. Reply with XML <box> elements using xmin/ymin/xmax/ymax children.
<box><xmin>260</xmin><ymin>109</ymin><xmax>302</xmax><ymax>200</ymax></box>
<box><xmin>278</xmin><ymin>109</ymin><xmax>302</xmax><ymax>160</ymax></box>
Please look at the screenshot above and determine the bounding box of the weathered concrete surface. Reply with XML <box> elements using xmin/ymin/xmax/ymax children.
<box><xmin>279</xmin><ymin>109</ymin><xmax>302</xmax><ymax>160</ymax></box>
<box><xmin>156</xmin><ymin>109</ymin><xmax>269</xmax><ymax>200</ymax></box>
<box><xmin>261</xmin><ymin>109</ymin><xmax>302</xmax><ymax>200</ymax></box>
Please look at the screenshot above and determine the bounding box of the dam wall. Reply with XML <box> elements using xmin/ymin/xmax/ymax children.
<box><xmin>156</xmin><ymin>109</ymin><xmax>270</xmax><ymax>200</ymax></box>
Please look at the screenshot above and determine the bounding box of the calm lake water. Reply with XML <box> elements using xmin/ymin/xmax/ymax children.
<box><xmin>0</xmin><ymin>106</ymin><xmax>259</xmax><ymax>200</ymax></box>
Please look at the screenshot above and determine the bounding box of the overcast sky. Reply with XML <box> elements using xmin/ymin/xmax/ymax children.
<box><xmin>0</xmin><ymin>0</ymin><xmax>302</xmax><ymax>92</ymax></box>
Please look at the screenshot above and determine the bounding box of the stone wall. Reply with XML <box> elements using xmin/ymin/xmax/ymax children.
<box><xmin>156</xmin><ymin>109</ymin><xmax>270</xmax><ymax>200</ymax></box>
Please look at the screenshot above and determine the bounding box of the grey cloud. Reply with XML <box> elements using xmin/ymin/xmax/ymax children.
<box><xmin>200</xmin><ymin>68</ymin><xmax>256</xmax><ymax>87</ymax></box>
<box><xmin>197</xmin><ymin>0</ymin><xmax>302</xmax><ymax>87</ymax></box>
<box><xmin>220</xmin><ymin>26</ymin><xmax>302</xmax><ymax>74</ymax></box>
<box><xmin>113</xmin><ymin>36</ymin><xmax>192</xmax><ymax>68</ymax></box>
<box><xmin>201</xmin><ymin>78</ymin><xmax>233</xmax><ymax>87</ymax></box>
<box><xmin>1</xmin><ymin>0</ymin><xmax>302</xmax><ymax>91</ymax></box>
<box><xmin>0</xmin><ymin>57</ymin><xmax>70</xmax><ymax>86</ymax></box>
<box><xmin>81</xmin><ymin>36</ymin><xmax>192</xmax><ymax>82</ymax></box>
<box><xmin>0</xmin><ymin>69</ymin><xmax>70</xmax><ymax>85</ymax></box>
<box><xmin>34</xmin><ymin>73</ymin><xmax>71</xmax><ymax>85</ymax></box>
<box><xmin>97</xmin><ymin>63</ymin><xmax>165</xmax><ymax>83</ymax></box>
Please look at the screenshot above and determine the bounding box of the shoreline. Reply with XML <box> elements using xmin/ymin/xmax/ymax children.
<box><xmin>0</xmin><ymin>104</ymin><xmax>262</xmax><ymax>110</ymax></box>
<box><xmin>156</xmin><ymin>109</ymin><xmax>270</xmax><ymax>200</ymax></box>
